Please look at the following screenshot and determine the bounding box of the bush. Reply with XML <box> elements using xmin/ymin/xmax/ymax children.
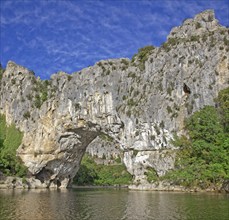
<box><xmin>167</xmin><ymin>106</ymin><xmax>172</xmax><ymax>114</ymax></box>
<box><xmin>162</xmin><ymin>38</ymin><xmax>179</xmax><ymax>52</ymax></box>
<box><xmin>127</xmin><ymin>98</ymin><xmax>137</xmax><ymax>107</ymax></box>
<box><xmin>33</xmin><ymin>80</ymin><xmax>50</xmax><ymax>108</ymax></box>
<box><xmin>0</xmin><ymin>115</ymin><xmax>27</xmax><ymax>177</ymax></box>
<box><xmin>165</xmin><ymin>88</ymin><xmax>229</xmax><ymax>188</ymax></box>
<box><xmin>132</xmin><ymin>45</ymin><xmax>155</xmax><ymax>70</ymax></box>
<box><xmin>73</xmin><ymin>154</ymin><xmax>132</xmax><ymax>185</ymax></box>
<box><xmin>215</xmin><ymin>87</ymin><xmax>229</xmax><ymax>132</ymax></box>
<box><xmin>34</xmin><ymin>94</ymin><xmax>42</xmax><ymax>108</ymax></box>
<box><xmin>0</xmin><ymin>64</ymin><xmax>4</xmax><ymax>81</ymax></box>
<box><xmin>99</xmin><ymin>133</ymin><xmax>114</xmax><ymax>142</ymax></box>
<box><xmin>23</xmin><ymin>111</ymin><xmax>30</xmax><ymax>119</ymax></box>
<box><xmin>186</xmin><ymin>106</ymin><xmax>224</xmax><ymax>143</ymax></box>
<box><xmin>190</xmin><ymin>35</ymin><xmax>200</xmax><ymax>42</ymax></box>
<box><xmin>145</xmin><ymin>167</ymin><xmax>158</xmax><ymax>183</ymax></box>
<box><xmin>121</xmin><ymin>59</ymin><xmax>129</xmax><ymax>66</ymax></box>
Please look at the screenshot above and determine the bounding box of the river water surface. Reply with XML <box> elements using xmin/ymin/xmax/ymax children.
<box><xmin>0</xmin><ymin>188</ymin><xmax>228</xmax><ymax>220</ymax></box>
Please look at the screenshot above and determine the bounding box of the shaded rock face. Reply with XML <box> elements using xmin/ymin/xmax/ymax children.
<box><xmin>0</xmin><ymin>10</ymin><xmax>228</xmax><ymax>188</ymax></box>
<box><xmin>221</xmin><ymin>180</ymin><xmax>229</xmax><ymax>193</ymax></box>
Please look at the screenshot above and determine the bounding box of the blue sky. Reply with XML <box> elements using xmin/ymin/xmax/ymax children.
<box><xmin>0</xmin><ymin>0</ymin><xmax>229</xmax><ymax>79</ymax></box>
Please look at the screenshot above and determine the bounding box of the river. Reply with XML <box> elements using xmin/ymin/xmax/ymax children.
<box><xmin>0</xmin><ymin>188</ymin><xmax>228</xmax><ymax>220</ymax></box>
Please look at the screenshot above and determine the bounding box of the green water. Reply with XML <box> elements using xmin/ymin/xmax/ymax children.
<box><xmin>0</xmin><ymin>189</ymin><xmax>228</xmax><ymax>220</ymax></box>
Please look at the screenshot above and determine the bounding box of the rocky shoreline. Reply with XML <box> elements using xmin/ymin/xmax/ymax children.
<box><xmin>1</xmin><ymin>176</ymin><xmax>228</xmax><ymax>194</ymax></box>
<box><xmin>0</xmin><ymin>176</ymin><xmax>65</xmax><ymax>189</ymax></box>
<box><xmin>128</xmin><ymin>182</ymin><xmax>229</xmax><ymax>193</ymax></box>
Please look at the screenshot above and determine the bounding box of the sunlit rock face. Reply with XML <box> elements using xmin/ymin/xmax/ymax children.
<box><xmin>0</xmin><ymin>10</ymin><xmax>228</xmax><ymax>188</ymax></box>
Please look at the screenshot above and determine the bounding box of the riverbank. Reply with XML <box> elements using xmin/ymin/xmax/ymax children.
<box><xmin>1</xmin><ymin>175</ymin><xmax>228</xmax><ymax>193</ymax></box>
<box><xmin>71</xmin><ymin>184</ymin><xmax>228</xmax><ymax>193</ymax></box>
<box><xmin>128</xmin><ymin>184</ymin><xmax>224</xmax><ymax>193</ymax></box>
<box><xmin>72</xmin><ymin>180</ymin><xmax>229</xmax><ymax>193</ymax></box>
<box><xmin>72</xmin><ymin>184</ymin><xmax>128</xmax><ymax>189</ymax></box>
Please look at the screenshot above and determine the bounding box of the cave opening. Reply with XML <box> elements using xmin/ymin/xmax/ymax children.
<box><xmin>183</xmin><ymin>83</ymin><xmax>191</xmax><ymax>95</ymax></box>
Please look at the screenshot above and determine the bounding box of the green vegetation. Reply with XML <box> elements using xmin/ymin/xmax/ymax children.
<box><xmin>122</xmin><ymin>95</ymin><xmax>127</xmax><ymax>100</ymax></box>
<box><xmin>133</xmin><ymin>149</ymin><xmax>139</xmax><ymax>157</ymax></box>
<box><xmin>33</xmin><ymin>79</ymin><xmax>50</xmax><ymax>108</ymax></box>
<box><xmin>190</xmin><ymin>35</ymin><xmax>199</xmax><ymax>42</ymax></box>
<box><xmin>195</xmin><ymin>22</ymin><xmax>201</xmax><ymax>29</ymax></box>
<box><xmin>23</xmin><ymin>111</ymin><xmax>30</xmax><ymax>119</ymax></box>
<box><xmin>97</xmin><ymin>62</ymin><xmax>103</xmax><ymax>67</ymax></box>
<box><xmin>99</xmin><ymin>133</ymin><xmax>114</xmax><ymax>142</ymax></box>
<box><xmin>163</xmin><ymin>88</ymin><xmax>229</xmax><ymax>188</ymax></box>
<box><xmin>162</xmin><ymin>37</ymin><xmax>180</xmax><ymax>52</ymax></box>
<box><xmin>26</xmin><ymin>94</ymin><xmax>32</xmax><ymax>101</ymax></box>
<box><xmin>0</xmin><ymin>64</ymin><xmax>4</xmax><ymax>81</ymax></box>
<box><xmin>0</xmin><ymin>115</ymin><xmax>27</xmax><ymax>177</ymax></box>
<box><xmin>159</xmin><ymin>121</ymin><xmax>165</xmax><ymax>129</ymax></box>
<box><xmin>74</xmin><ymin>103</ymin><xmax>81</xmax><ymax>111</ymax></box>
<box><xmin>145</xmin><ymin>167</ymin><xmax>158</xmax><ymax>183</ymax></box>
<box><xmin>216</xmin><ymin>87</ymin><xmax>229</xmax><ymax>132</ymax></box>
<box><xmin>67</xmin><ymin>75</ymin><xmax>72</xmax><ymax>81</ymax></box>
<box><xmin>127</xmin><ymin>98</ymin><xmax>137</xmax><ymax>107</ymax></box>
<box><xmin>121</xmin><ymin>59</ymin><xmax>129</xmax><ymax>66</ymax></box>
<box><xmin>115</xmin><ymin>156</ymin><xmax>122</xmax><ymax>163</ymax></box>
<box><xmin>73</xmin><ymin>154</ymin><xmax>133</xmax><ymax>185</ymax></box>
<box><xmin>11</xmin><ymin>79</ymin><xmax>16</xmax><ymax>84</ymax></box>
<box><xmin>132</xmin><ymin>45</ymin><xmax>155</xmax><ymax>70</ymax></box>
<box><xmin>127</xmin><ymin>72</ymin><xmax>136</xmax><ymax>78</ymax></box>
<box><xmin>167</xmin><ymin>87</ymin><xmax>173</xmax><ymax>96</ymax></box>
<box><xmin>223</xmin><ymin>36</ymin><xmax>229</xmax><ymax>46</ymax></box>
<box><xmin>154</xmin><ymin>124</ymin><xmax>160</xmax><ymax>135</ymax></box>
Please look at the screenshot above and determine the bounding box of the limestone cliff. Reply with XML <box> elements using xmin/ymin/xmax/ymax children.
<box><xmin>0</xmin><ymin>10</ymin><xmax>228</xmax><ymax>188</ymax></box>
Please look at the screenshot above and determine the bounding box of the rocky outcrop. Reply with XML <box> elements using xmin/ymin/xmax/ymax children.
<box><xmin>221</xmin><ymin>180</ymin><xmax>229</xmax><ymax>193</ymax></box>
<box><xmin>0</xmin><ymin>10</ymin><xmax>228</xmax><ymax>188</ymax></box>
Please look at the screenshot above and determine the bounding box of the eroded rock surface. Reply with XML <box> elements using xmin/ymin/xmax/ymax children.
<box><xmin>0</xmin><ymin>10</ymin><xmax>228</xmax><ymax>187</ymax></box>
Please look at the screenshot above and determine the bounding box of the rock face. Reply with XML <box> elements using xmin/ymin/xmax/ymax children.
<box><xmin>0</xmin><ymin>10</ymin><xmax>228</xmax><ymax>188</ymax></box>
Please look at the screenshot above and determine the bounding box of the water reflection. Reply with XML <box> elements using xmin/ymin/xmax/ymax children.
<box><xmin>123</xmin><ymin>191</ymin><xmax>186</xmax><ymax>220</ymax></box>
<box><xmin>0</xmin><ymin>189</ymin><xmax>61</xmax><ymax>220</ymax></box>
<box><xmin>0</xmin><ymin>189</ymin><xmax>228</xmax><ymax>220</ymax></box>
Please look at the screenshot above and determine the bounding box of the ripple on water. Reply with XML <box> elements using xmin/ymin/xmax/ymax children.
<box><xmin>0</xmin><ymin>189</ymin><xmax>228</xmax><ymax>220</ymax></box>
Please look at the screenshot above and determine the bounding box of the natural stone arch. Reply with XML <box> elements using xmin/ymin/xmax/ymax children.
<box><xmin>34</xmin><ymin>126</ymin><xmax>100</xmax><ymax>188</ymax></box>
<box><xmin>20</xmin><ymin>126</ymin><xmax>97</xmax><ymax>188</ymax></box>
<box><xmin>16</xmin><ymin>98</ymin><xmax>122</xmax><ymax>188</ymax></box>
